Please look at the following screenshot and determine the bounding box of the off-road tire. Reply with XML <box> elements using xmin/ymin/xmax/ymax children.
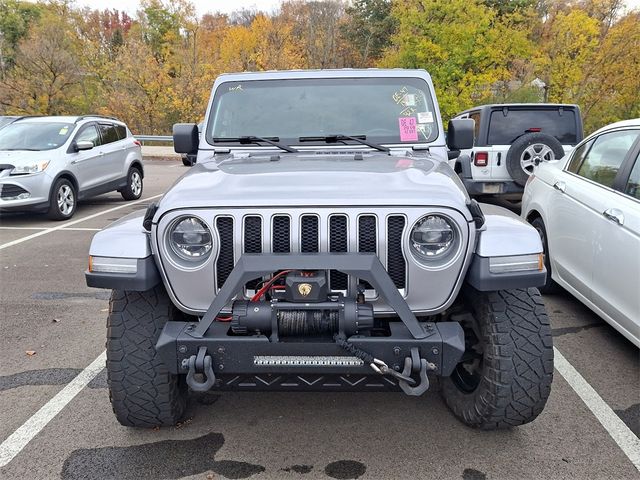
<box><xmin>47</xmin><ymin>178</ymin><xmax>77</xmax><ymax>220</ymax></box>
<box><xmin>106</xmin><ymin>285</ymin><xmax>187</xmax><ymax>427</ymax></box>
<box><xmin>442</xmin><ymin>288</ymin><xmax>553</xmax><ymax>429</ymax></box>
<box><xmin>531</xmin><ymin>217</ymin><xmax>561</xmax><ymax>294</ymax></box>
<box><xmin>506</xmin><ymin>133</ymin><xmax>565</xmax><ymax>186</ymax></box>
<box><xmin>120</xmin><ymin>166</ymin><xmax>143</xmax><ymax>201</ymax></box>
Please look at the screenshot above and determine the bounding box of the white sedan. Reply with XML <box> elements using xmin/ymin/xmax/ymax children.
<box><xmin>522</xmin><ymin>118</ymin><xmax>640</xmax><ymax>347</ymax></box>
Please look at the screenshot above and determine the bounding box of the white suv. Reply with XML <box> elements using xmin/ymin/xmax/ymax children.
<box><xmin>452</xmin><ymin>104</ymin><xmax>583</xmax><ymax>199</ymax></box>
<box><xmin>0</xmin><ymin>115</ymin><xmax>143</xmax><ymax>220</ymax></box>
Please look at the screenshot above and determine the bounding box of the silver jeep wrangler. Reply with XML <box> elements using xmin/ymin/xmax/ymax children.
<box><xmin>85</xmin><ymin>69</ymin><xmax>553</xmax><ymax>430</ymax></box>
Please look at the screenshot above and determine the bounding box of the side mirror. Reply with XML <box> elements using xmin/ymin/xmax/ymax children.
<box><xmin>173</xmin><ymin>123</ymin><xmax>199</xmax><ymax>154</ymax></box>
<box><xmin>447</xmin><ymin>119</ymin><xmax>474</xmax><ymax>151</ymax></box>
<box><xmin>75</xmin><ymin>140</ymin><xmax>94</xmax><ymax>151</ymax></box>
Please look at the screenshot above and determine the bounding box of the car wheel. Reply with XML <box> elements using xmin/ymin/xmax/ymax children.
<box><xmin>107</xmin><ymin>285</ymin><xmax>187</xmax><ymax>427</ymax></box>
<box><xmin>506</xmin><ymin>133</ymin><xmax>565</xmax><ymax>186</ymax></box>
<box><xmin>47</xmin><ymin>178</ymin><xmax>77</xmax><ymax>220</ymax></box>
<box><xmin>121</xmin><ymin>167</ymin><xmax>143</xmax><ymax>201</ymax></box>
<box><xmin>441</xmin><ymin>287</ymin><xmax>553</xmax><ymax>429</ymax></box>
<box><xmin>531</xmin><ymin>217</ymin><xmax>561</xmax><ymax>294</ymax></box>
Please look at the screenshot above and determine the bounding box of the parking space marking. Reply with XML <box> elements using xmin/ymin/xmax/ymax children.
<box><xmin>0</xmin><ymin>194</ymin><xmax>162</xmax><ymax>251</ymax></box>
<box><xmin>0</xmin><ymin>351</ymin><xmax>106</xmax><ymax>468</ymax></box>
<box><xmin>554</xmin><ymin>347</ymin><xmax>640</xmax><ymax>471</ymax></box>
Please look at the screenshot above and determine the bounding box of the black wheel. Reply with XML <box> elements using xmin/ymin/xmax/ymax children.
<box><xmin>120</xmin><ymin>167</ymin><xmax>143</xmax><ymax>200</ymax></box>
<box><xmin>181</xmin><ymin>154</ymin><xmax>195</xmax><ymax>166</ymax></box>
<box><xmin>47</xmin><ymin>178</ymin><xmax>77</xmax><ymax>220</ymax></box>
<box><xmin>107</xmin><ymin>285</ymin><xmax>187</xmax><ymax>427</ymax></box>
<box><xmin>531</xmin><ymin>217</ymin><xmax>561</xmax><ymax>294</ymax></box>
<box><xmin>506</xmin><ymin>133</ymin><xmax>565</xmax><ymax>186</ymax></box>
<box><xmin>442</xmin><ymin>288</ymin><xmax>553</xmax><ymax>429</ymax></box>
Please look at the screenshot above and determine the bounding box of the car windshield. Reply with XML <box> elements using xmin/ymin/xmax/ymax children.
<box><xmin>0</xmin><ymin>122</ymin><xmax>74</xmax><ymax>151</ymax></box>
<box><xmin>487</xmin><ymin>108</ymin><xmax>579</xmax><ymax>145</ymax></box>
<box><xmin>207</xmin><ymin>77</ymin><xmax>439</xmax><ymax>147</ymax></box>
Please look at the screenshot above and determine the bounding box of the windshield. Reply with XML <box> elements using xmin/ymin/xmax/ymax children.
<box><xmin>487</xmin><ymin>108</ymin><xmax>579</xmax><ymax>145</ymax></box>
<box><xmin>207</xmin><ymin>77</ymin><xmax>439</xmax><ymax>146</ymax></box>
<box><xmin>0</xmin><ymin>122</ymin><xmax>74</xmax><ymax>151</ymax></box>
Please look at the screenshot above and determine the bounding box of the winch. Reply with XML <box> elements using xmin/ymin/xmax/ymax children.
<box><xmin>230</xmin><ymin>270</ymin><xmax>374</xmax><ymax>337</ymax></box>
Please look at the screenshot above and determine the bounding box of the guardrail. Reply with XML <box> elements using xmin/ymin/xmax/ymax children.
<box><xmin>135</xmin><ymin>135</ymin><xmax>173</xmax><ymax>144</ymax></box>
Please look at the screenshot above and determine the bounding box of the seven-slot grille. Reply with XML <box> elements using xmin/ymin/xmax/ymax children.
<box><xmin>215</xmin><ymin>212</ymin><xmax>407</xmax><ymax>293</ymax></box>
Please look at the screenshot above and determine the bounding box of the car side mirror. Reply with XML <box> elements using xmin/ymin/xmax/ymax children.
<box><xmin>447</xmin><ymin>119</ymin><xmax>474</xmax><ymax>151</ymax></box>
<box><xmin>173</xmin><ymin>123</ymin><xmax>199</xmax><ymax>154</ymax></box>
<box><xmin>75</xmin><ymin>140</ymin><xmax>94</xmax><ymax>151</ymax></box>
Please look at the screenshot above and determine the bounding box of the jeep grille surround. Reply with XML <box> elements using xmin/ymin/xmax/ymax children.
<box><xmin>154</xmin><ymin>207</ymin><xmax>473</xmax><ymax>316</ymax></box>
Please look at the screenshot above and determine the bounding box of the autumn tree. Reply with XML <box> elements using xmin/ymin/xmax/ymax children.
<box><xmin>0</xmin><ymin>12</ymin><xmax>84</xmax><ymax>114</ymax></box>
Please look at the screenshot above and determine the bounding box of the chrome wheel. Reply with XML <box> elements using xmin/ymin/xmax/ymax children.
<box><xmin>57</xmin><ymin>184</ymin><xmax>75</xmax><ymax>216</ymax></box>
<box><xmin>131</xmin><ymin>170</ymin><xmax>142</xmax><ymax>197</ymax></box>
<box><xmin>520</xmin><ymin>143</ymin><xmax>555</xmax><ymax>176</ymax></box>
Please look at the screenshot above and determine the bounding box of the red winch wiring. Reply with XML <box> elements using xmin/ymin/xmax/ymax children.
<box><xmin>250</xmin><ymin>270</ymin><xmax>293</xmax><ymax>302</ymax></box>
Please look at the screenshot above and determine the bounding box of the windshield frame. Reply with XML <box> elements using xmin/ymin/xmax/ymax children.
<box><xmin>205</xmin><ymin>76</ymin><xmax>441</xmax><ymax>149</ymax></box>
<box><xmin>0</xmin><ymin>121</ymin><xmax>76</xmax><ymax>151</ymax></box>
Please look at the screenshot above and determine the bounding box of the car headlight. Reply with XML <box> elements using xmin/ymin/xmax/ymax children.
<box><xmin>168</xmin><ymin>216</ymin><xmax>213</xmax><ymax>262</ymax></box>
<box><xmin>410</xmin><ymin>215</ymin><xmax>457</xmax><ymax>262</ymax></box>
<box><xmin>10</xmin><ymin>161</ymin><xmax>50</xmax><ymax>175</ymax></box>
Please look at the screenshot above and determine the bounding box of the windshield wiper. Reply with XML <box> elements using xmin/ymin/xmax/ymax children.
<box><xmin>213</xmin><ymin>136</ymin><xmax>298</xmax><ymax>153</ymax></box>
<box><xmin>299</xmin><ymin>134</ymin><xmax>389</xmax><ymax>153</ymax></box>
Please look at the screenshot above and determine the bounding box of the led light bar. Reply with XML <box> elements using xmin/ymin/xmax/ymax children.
<box><xmin>253</xmin><ymin>356</ymin><xmax>364</xmax><ymax>367</ymax></box>
<box><xmin>489</xmin><ymin>254</ymin><xmax>543</xmax><ymax>274</ymax></box>
<box><xmin>89</xmin><ymin>256</ymin><xmax>138</xmax><ymax>274</ymax></box>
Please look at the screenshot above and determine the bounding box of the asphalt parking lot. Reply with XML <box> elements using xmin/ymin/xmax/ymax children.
<box><xmin>0</xmin><ymin>159</ymin><xmax>638</xmax><ymax>480</ymax></box>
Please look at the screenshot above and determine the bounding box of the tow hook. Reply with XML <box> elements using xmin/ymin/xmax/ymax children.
<box><xmin>397</xmin><ymin>347</ymin><xmax>435</xmax><ymax>396</ymax></box>
<box><xmin>335</xmin><ymin>337</ymin><xmax>434</xmax><ymax>396</ymax></box>
<box><xmin>185</xmin><ymin>346</ymin><xmax>216</xmax><ymax>391</ymax></box>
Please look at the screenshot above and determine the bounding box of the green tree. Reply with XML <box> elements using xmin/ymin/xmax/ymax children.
<box><xmin>0</xmin><ymin>0</ymin><xmax>41</xmax><ymax>75</ymax></box>
<box><xmin>380</xmin><ymin>0</ymin><xmax>534</xmax><ymax>119</ymax></box>
<box><xmin>342</xmin><ymin>0</ymin><xmax>396</xmax><ymax>67</ymax></box>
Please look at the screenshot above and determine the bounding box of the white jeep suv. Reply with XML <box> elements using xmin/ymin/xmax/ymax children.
<box><xmin>452</xmin><ymin>104</ymin><xmax>583</xmax><ymax>199</ymax></box>
<box><xmin>0</xmin><ymin>115</ymin><xmax>143</xmax><ymax>220</ymax></box>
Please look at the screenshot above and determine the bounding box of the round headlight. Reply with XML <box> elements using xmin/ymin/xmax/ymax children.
<box><xmin>169</xmin><ymin>216</ymin><xmax>212</xmax><ymax>261</ymax></box>
<box><xmin>410</xmin><ymin>215</ymin><xmax>456</xmax><ymax>261</ymax></box>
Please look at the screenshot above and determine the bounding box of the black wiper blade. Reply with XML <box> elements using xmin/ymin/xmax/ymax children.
<box><xmin>299</xmin><ymin>134</ymin><xmax>389</xmax><ymax>153</ymax></box>
<box><xmin>213</xmin><ymin>136</ymin><xmax>298</xmax><ymax>153</ymax></box>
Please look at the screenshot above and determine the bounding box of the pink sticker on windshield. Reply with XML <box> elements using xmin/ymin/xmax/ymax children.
<box><xmin>399</xmin><ymin>117</ymin><xmax>418</xmax><ymax>142</ymax></box>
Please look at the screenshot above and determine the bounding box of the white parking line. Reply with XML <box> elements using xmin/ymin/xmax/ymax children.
<box><xmin>0</xmin><ymin>194</ymin><xmax>162</xmax><ymax>251</ymax></box>
<box><xmin>0</xmin><ymin>351</ymin><xmax>106</xmax><ymax>468</ymax></box>
<box><xmin>554</xmin><ymin>347</ymin><xmax>640</xmax><ymax>471</ymax></box>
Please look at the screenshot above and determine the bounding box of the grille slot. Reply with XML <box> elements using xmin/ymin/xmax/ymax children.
<box><xmin>300</xmin><ymin>215</ymin><xmax>319</xmax><ymax>253</ymax></box>
<box><xmin>272</xmin><ymin>216</ymin><xmax>291</xmax><ymax>253</ymax></box>
<box><xmin>216</xmin><ymin>217</ymin><xmax>235</xmax><ymax>290</ymax></box>
<box><xmin>244</xmin><ymin>216</ymin><xmax>262</xmax><ymax>289</ymax></box>
<box><xmin>329</xmin><ymin>215</ymin><xmax>348</xmax><ymax>290</ymax></box>
<box><xmin>1</xmin><ymin>184</ymin><xmax>28</xmax><ymax>199</ymax></box>
<box><xmin>358</xmin><ymin>215</ymin><xmax>377</xmax><ymax>289</ymax></box>
<box><xmin>387</xmin><ymin>216</ymin><xmax>406</xmax><ymax>289</ymax></box>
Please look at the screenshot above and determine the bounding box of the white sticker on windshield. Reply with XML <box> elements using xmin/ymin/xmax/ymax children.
<box><xmin>59</xmin><ymin>126</ymin><xmax>69</xmax><ymax>135</ymax></box>
<box><xmin>403</xmin><ymin>94</ymin><xmax>416</xmax><ymax>107</ymax></box>
<box><xmin>417</xmin><ymin>112</ymin><xmax>433</xmax><ymax>124</ymax></box>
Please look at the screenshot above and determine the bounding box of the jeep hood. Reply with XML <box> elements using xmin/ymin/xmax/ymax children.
<box><xmin>156</xmin><ymin>153</ymin><xmax>471</xmax><ymax>217</ymax></box>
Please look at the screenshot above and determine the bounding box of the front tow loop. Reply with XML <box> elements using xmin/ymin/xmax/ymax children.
<box><xmin>185</xmin><ymin>346</ymin><xmax>216</xmax><ymax>391</ymax></box>
<box><xmin>335</xmin><ymin>338</ymin><xmax>434</xmax><ymax>396</ymax></box>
